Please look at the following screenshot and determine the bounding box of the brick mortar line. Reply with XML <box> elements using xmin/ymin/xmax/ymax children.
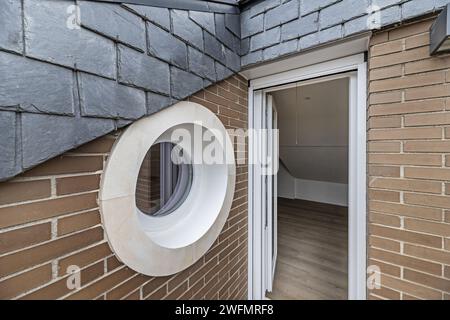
<box><xmin>11</xmin><ymin>250</ymin><xmax>111</xmax><ymax>300</ymax></box>
<box><xmin>0</xmin><ymin>258</ymin><xmax>52</xmax><ymax>285</ymax></box>
<box><xmin>210</xmin><ymin>231</ymin><xmax>240</xmax><ymax>255</ymax></box>
<box><xmin>368</xmin><ymin>256</ymin><xmax>447</xmax><ymax>284</ymax></box>
<box><xmin>101</xmin><ymin>272</ymin><xmax>147</xmax><ymax>300</ymax></box>
<box><xmin>65</xmin><ymin>152</ymin><xmax>111</xmax><ymax>156</ymax></box>
<box><xmin>370</xmin><ymin>240</ymin><xmax>449</xmax><ymax>262</ymax></box>
<box><xmin>370</xmin><ymin>209</ymin><xmax>448</xmax><ymax>225</ymax></box>
<box><xmin>377</xmin><ymin>272</ymin><xmax>447</xmax><ymax>296</ymax></box>
<box><xmin>195</xmin><ymin>269</ymin><xmax>222</xmax><ymax>299</ymax></box>
<box><xmin>0</xmin><ymin>216</ymin><xmax>54</xmax><ymax>235</ymax></box>
<box><xmin>369</xmin><ymin>200</ymin><xmax>444</xmax><ymax>212</ymax></box>
<box><xmin>369</xmin><ymin>210</ymin><xmax>442</xmax><ymax>223</ymax></box>
<box><xmin>368</xmin><ymin>186</ymin><xmax>444</xmax><ymax>196</ymax></box>
<box><xmin>370</xmin><ymin>44</ymin><xmax>429</xmax><ymax>58</ymax></box>
<box><xmin>142</xmin><ymin>281</ymin><xmax>169</xmax><ymax>300</ymax></box>
<box><xmin>0</xmin><ymin>224</ymin><xmax>104</xmax><ymax>262</ymax></box>
<box><xmin>0</xmin><ymin>189</ymin><xmax>99</xmax><ymax>210</ymax></box>
<box><xmin>369</xmin><ymin>126</ymin><xmax>449</xmax><ymax>131</ymax></box>
<box><xmin>120</xmin><ymin>288</ymin><xmax>139</xmax><ymax>300</ymax></box>
<box><xmin>0</xmin><ymin>206</ymin><xmax>102</xmax><ymax>238</ymax></box>
<box><xmin>369</xmin><ymin>220</ymin><xmax>450</xmax><ymax>239</ymax></box>
<box><xmin>0</xmin><ymin>241</ymin><xmax>110</xmax><ymax>288</ymax></box>
<box><xmin>60</xmin><ymin>264</ymin><xmax>134</xmax><ymax>300</ymax></box>
<box><xmin>9</xmin><ymin>170</ymin><xmax>104</xmax><ymax>183</ymax></box>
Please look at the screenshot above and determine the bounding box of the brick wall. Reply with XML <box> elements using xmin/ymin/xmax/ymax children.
<box><xmin>368</xmin><ymin>18</ymin><xmax>450</xmax><ymax>300</ymax></box>
<box><xmin>136</xmin><ymin>146</ymin><xmax>161</xmax><ymax>214</ymax></box>
<box><xmin>0</xmin><ymin>75</ymin><xmax>248</xmax><ymax>300</ymax></box>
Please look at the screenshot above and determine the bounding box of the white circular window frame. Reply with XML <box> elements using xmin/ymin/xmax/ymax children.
<box><xmin>99</xmin><ymin>101</ymin><xmax>236</xmax><ymax>276</ymax></box>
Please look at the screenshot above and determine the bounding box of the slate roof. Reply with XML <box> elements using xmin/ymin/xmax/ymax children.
<box><xmin>0</xmin><ymin>0</ymin><xmax>240</xmax><ymax>181</ymax></box>
<box><xmin>1</xmin><ymin>0</ymin><xmax>449</xmax><ymax>181</ymax></box>
<box><xmin>240</xmin><ymin>0</ymin><xmax>450</xmax><ymax>65</ymax></box>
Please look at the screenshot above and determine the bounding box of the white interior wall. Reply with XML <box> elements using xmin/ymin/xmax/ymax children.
<box><xmin>295</xmin><ymin>179</ymin><xmax>347</xmax><ymax>207</ymax></box>
<box><xmin>278</xmin><ymin>165</ymin><xmax>348</xmax><ymax>206</ymax></box>
<box><xmin>274</xmin><ymin>78</ymin><xmax>349</xmax><ymax>206</ymax></box>
<box><xmin>278</xmin><ymin>163</ymin><xmax>295</xmax><ymax>199</ymax></box>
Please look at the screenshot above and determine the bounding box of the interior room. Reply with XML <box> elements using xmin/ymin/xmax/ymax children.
<box><xmin>267</xmin><ymin>77</ymin><xmax>350</xmax><ymax>300</ymax></box>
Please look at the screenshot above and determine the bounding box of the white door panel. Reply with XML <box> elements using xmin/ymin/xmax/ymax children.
<box><xmin>264</xmin><ymin>94</ymin><xmax>278</xmax><ymax>294</ymax></box>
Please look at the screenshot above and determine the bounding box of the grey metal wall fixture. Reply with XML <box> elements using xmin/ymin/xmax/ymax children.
<box><xmin>430</xmin><ymin>4</ymin><xmax>450</xmax><ymax>55</ymax></box>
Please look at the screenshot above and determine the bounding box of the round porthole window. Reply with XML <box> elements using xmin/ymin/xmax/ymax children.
<box><xmin>99</xmin><ymin>102</ymin><xmax>236</xmax><ymax>276</ymax></box>
<box><xmin>135</xmin><ymin>142</ymin><xmax>193</xmax><ymax>217</ymax></box>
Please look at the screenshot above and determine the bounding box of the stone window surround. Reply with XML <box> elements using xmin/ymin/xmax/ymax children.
<box><xmin>99</xmin><ymin>101</ymin><xmax>236</xmax><ymax>276</ymax></box>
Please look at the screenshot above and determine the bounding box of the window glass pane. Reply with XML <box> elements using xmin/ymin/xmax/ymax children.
<box><xmin>136</xmin><ymin>142</ymin><xmax>192</xmax><ymax>217</ymax></box>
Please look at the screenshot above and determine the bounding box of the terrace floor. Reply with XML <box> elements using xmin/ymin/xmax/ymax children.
<box><xmin>267</xmin><ymin>199</ymin><xmax>348</xmax><ymax>300</ymax></box>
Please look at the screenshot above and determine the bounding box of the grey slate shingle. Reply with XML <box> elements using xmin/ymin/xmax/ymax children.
<box><xmin>79</xmin><ymin>1</ymin><xmax>146</xmax><ymax>50</ymax></box>
<box><xmin>241</xmin><ymin>10</ymin><xmax>264</xmax><ymax>38</ymax></box>
<box><xmin>281</xmin><ymin>12</ymin><xmax>319</xmax><ymax>41</ymax></box>
<box><xmin>204</xmin><ymin>31</ymin><xmax>226</xmax><ymax>61</ymax></box>
<box><xmin>24</xmin><ymin>0</ymin><xmax>116</xmax><ymax>79</ymax></box>
<box><xmin>21</xmin><ymin>113</ymin><xmax>115</xmax><ymax>169</ymax></box>
<box><xmin>215</xmin><ymin>13</ymin><xmax>240</xmax><ymax>52</ymax></box>
<box><xmin>0</xmin><ymin>111</ymin><xmax>19</xmax><ymax>181</ymax></box>
<box><xmin>224</xmin><ymin>47</ymin><xmax>241</xmax><ymax>72</ymax></box>
<box><xmin>79</xmin><ymin>73</ymin><xmax>146</xmax><ymax>120</ymax></box>
<box><xmin>250</xmin><ymin>27</ymin><xmax>280</xmax><ymax>51</ymax></box>
<box><xmin>402</xmin><ymin>0</ymin><xmax>436</xmax><ymax>19</ymax></box>
<box><xmin>118</xmin><ymin>45</ymin><xmax>171</xmax><ymax>94</ymax></box>
<box><xmin>249</xmin><ymin>0</ymin><xmax>281</xmax><ymax>17</ymax></box>
<box><xmin>170</xmin><ymin>67</ymin><xmax>204</xmax><ymax>100</ymax></box>
<box><xmin>240</xmin><ymin>37</ymin><xmax>250</xmax><ymax>56</ymax></box>
<box><xmin>147</xmin><ymin>92</ymin><xmax>173</xmax><ymax>115</ymax></box>
<box><xmin>319</xmin><ymin>0</ymin><xmax>370</xmax><ymax>29</ymax></box>
<box><xmin>300</xmin><ymin>0</ymin><xmax>340</xmax><ymax>16</ymax></box>
<box><xmin>147</xmin><ymin>22</ymin><xmax>188</xmax><ymax>70</ymax></box>
<box><xmin>241</xmin><ymin>50</ymin><xmax>263</xmax><ymax>66</ymax></box>
<box><xmin>172</xmin><ymin>9</ymin><xmax>204</xmax><ymax>50</ymax></box>
<box><xmin>318</xmin><ymin>25</ymin><xmax>343</xmax><ymax>44</ymax></box>
<box><xmin>263</xmin><ymin>39</ymin><xmax>298</xmax><ymax>61</ymax></box>
<box><xmin>225</xmin><ymin>14</ymin><xmax>241</xmax><ymax>37</ymax></box>
<box><xmin>298</xmin><ymin>32</ymin><xmax>319</xmax><ymax>50</ymax></box>
<box><xmin>189</xmin><ymin>11</ymin><xmax>216</xmax><ymax>34</ymax></box>
<box><xmin>264</xmin><ymin>0</ymin><xmax>299</xmax><ymax>30</ymax></box>
<box><xmin>0</xmin><ymin>0</ymin><xmax>23</xmax><ymax>54</ymax></box>
<box><xmin>215</xmin><ymin>62</ymin><xmax>235</xmax><ymax>81</ymax></box>
<box><xmin>188</xmin><ymin>47</ymin><xmax>217</xmax><ymax>82</ymax></box>
<box><xmin>0</xmin><ymin>52</ymin><xmax>74</xmax><ymax>116</ymax></box>
<box><xmin>124</xmin><ymin>4</ymin><xmax>171</xmax><ymax>30</ymax></box>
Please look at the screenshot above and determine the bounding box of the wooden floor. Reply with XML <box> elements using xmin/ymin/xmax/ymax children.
<box><xmin>267</xmin><ymin>198</ymin><xmax>348</xmax><ymax>300</ymax></box>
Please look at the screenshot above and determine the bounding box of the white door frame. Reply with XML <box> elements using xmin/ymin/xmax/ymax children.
<box><xmin>261</xmin><ymin>94</ymin><xmax>278</xmax><ymax>294</ymax></box>
<box><xmin>247</xmin><ymin>53</ymin><xmax>367</xmax><ymax>300</ymax></box>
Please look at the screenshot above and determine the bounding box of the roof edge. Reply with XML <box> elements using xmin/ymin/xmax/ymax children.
<box><xmin>58</xmin><ymin>0</ymin><xmax>240</xmax><ymax>14</ymax></box>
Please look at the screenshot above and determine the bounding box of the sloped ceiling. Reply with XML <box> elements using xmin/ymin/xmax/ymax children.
<box><xmin>273</xmin><ymin>78</ymin><xmax>349</xmax><ymax>184</ymax></box>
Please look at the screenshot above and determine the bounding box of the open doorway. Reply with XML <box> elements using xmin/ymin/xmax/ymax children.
<box><xmin>248</xmin><ymin>55</ymin><xmax>367</xmax><ymax>300</ymax></box>
<box><xmin>268</xmin><ymin>78</ymin><xmax>349</xmax><ymax>300</ymax></box>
